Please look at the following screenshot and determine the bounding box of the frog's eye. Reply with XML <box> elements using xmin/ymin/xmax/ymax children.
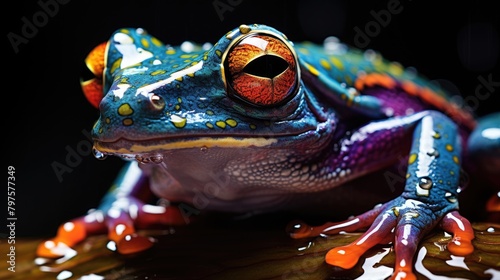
<box><xmin>223</xmin><ymin>34</ymin><xmax>299</xmax><ymax>107</ymax></box>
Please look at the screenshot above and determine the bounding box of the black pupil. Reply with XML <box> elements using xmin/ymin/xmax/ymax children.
<box><xmin>243</xmin><ymin>55</ymin><xmax>288</xmax><ymax>78</ymax></box>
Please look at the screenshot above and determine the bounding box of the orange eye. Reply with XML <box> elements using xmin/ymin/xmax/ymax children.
<box><xmin>224</xmin><ymin>34</ymin><xmax>299</xmax><ymax>107</ymax></box>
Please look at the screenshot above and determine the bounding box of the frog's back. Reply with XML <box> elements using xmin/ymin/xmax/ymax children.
<box><xmin>295</xmin><ymin>40</ymin><xmax>476</xmax><ymax>131</ymax></box>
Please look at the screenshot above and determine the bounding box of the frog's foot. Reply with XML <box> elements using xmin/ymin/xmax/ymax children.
<box><xmin>288</xmin><ymin>198</ymin><xmax>474</xmax><ymax>280</ymax></box>
<box><xmin>36</xmin><ymin>197</ymin><xmax>189</xmax><ymax>258</ymax></box>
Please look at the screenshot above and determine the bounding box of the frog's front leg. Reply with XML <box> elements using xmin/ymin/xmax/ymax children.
<box><xmin>289</xmin><ymin>111</ymin><xmax>474</xmax><ymax>280</ymax></box>
<box><xmin>37</xmin><ymin>161</ymin><xmax>188</xmax><ymax>258</ymax></box>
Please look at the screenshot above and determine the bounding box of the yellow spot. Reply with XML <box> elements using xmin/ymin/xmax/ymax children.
<box><xmin>122</xmin><ymin>118</ymin><xmax>133</xmax><ymax>126</ymax></box>
<box><xmin>180</xmin><ymin>54</ymin><xmax>192</xmax><ymax>58</ymax></box>
<box><xmin>298</xmin><ymin>48</ymin><xmax>309</xmax><ymax>55</ymax></box>
<box><xmin>392</xmin><ymin>207</ymin><xmax>399</xmax><ymax>217</ymax></box>
<box><xmin>215</xmin><ymin>49</ymin><xmax>222</xmax><ymax>58</ymax></box>
<box><xmin>170</xmin><ymin>115</ymin><xmax>187</xmax><ymax>128</ymax></box>
<box><xmin>450</xmin><ymin>170</ymin><xmax>455</xmax><ymax>175</ymax></box>
<box><xmin>105</xmin><ymin>118</ymin><xmax>111</xmax><ymax>124</ymax></box>
<box><xmin>389</xmin><ymin>62</ymin><xmax>404</xmax><ymax>76</ymax></box>
<box><xmin>216</xmin><ymin>121</ymin><xmax>226</xmax><ymax>129</ymax></box>
<box><xmin>432</xmin><ymin>132</ymin><xmax>441</xmax><ymax>139</ymax></box>
<box><xmin>249</xmin><ymin>124</ymin><xmax>257</xmax><ymax>130</ymax></box>
<box><xmin>110</xmin><ymin>58</ymin><xmax>122</xmax><ymax>74</ymax></box>
<box><xmin>226</xmin><ymin>119</ymin><xmax>237</xmax><ymax>127</ymax></box>
<box><xmin>166</xmin><ymin>48</ymin><xmax>176</xmax><ymax>55</ymax></box>
<box><xmin>446</xmin><ymin>144</ymin><xmax>454</xmax><ymax>152</ymax></box>
<box><xmin>172</xmin><ymin>64</ymin><xmax>179</xmax><ymax>68</ymax></box>
<box><xmin>119</xmin><ymin>29</ymin><xmax>130</xmax><ymax>34</ymax></box>
<box><xmin>118</xmin><ymin>103</ymin><xmax>133</xmax><ymax>116</ymax></box>
<box><xmin>206</xmin><ymin>110</ymin><xmax>214</xmax><ymax>115</ymax></box>
<box><xmin>406</xmin><ymin>173</ymin><xmax>410</xmax><ymax>179</ymax></box>
<box><xmin>174</xmin><ymin>104</ymin><xmax>180</xmax><ymax>110</ymax></box>
<box><xmin>453</xmin><ymin>156</ymin><xmax>459</xmax><ymax>164</ymax></box>
<box><xmin>206</xmin><ymin>122</ymin><xmax>214</xmax><ymax>129</ymax></box>
<box><xmin>176</xmin><ymin>77</ymin><xmax>183</xmax><ymax>82</ymax></box>
<box><xmin>239</xmin><ymin>24</ymin><xmax>251</xmax><ymax>34</ymax></box>
<box><xmin>329</xmin><ymin>57</ymin><xmax>344</xmax><ymax>70</ymax></box>
<box><xmin>177</xmin><ymin>97</ymin><xmax>182</xmax><ymax>103</ymax></box>
<box><xmin>141</xmin><ymin>38</ymin><xmax>150</xmax><ymax>48</ymax></box>
<box><xmin>304</xmin><ymin>63</ymin><xmax>319</xmax><ymax>76</ymax></box>
<box><xmin>184</xmin><ymin>59</ymin><xmax>192</xmax><ymax>63</ymax></box>
<box><xmin>187</xmin><ymin>73</ymin><xmax>195</xmax><ymax>78</ymax></box>
<box><xmin>408</xmin><ymin>154</ymin><xmax>417</xmax><ymax>165</ymax></box>
<box><xmin>439</xmin><ymin>179</ymin><xmax>443</xmax><ymax>184</ymax></box>
<box><xmin>151</xmin><ymin>70</ymin><xmax>166</xmax><ymax>76</ymax></box>
<box><xmin>320</xmin><ymin>59</ymin><xmax>331</xmax><ymax>70</ymax></box>
<box><xmin>191</xmin><ymin>61</ymin><xmax>199</xmax><ymax>66</ymax></box>
<box><xmin>151</xmin><ymin>37</ymin><xmax>162</xmax><ymax>47</ymax></box>
<box><xmin>98</xmin><ymin>127</ymin><xmax>103</xmax><ymax>134</ymax></box>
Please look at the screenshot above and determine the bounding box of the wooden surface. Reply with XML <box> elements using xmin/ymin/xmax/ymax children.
<box><xmin>2</xmin><ymin>213</ymin><xmax>499</xmax><ymax>280</ymax></box>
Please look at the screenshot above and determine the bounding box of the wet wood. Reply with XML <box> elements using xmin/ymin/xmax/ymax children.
<box><xmin>2</xmin><ymin>213</ymin><xmax>499</xmax><ymax>280</ymax></box>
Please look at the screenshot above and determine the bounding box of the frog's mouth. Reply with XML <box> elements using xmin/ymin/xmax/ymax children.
<box><xmin>92</xmin><ymin>124</ymin><xmax>330</xmax><ymax>163</ymax></box>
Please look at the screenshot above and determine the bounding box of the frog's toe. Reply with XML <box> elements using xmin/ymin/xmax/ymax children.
<box><xmin>106</xmin><ymin>200</ymin><xmax>188</xmax><ymax>254</ymax></box>
<box><xmin>288</xmin><ymin>203</ymin><xmax>386</xmax><ymax>239</ymax></box>
<box><xmin>36</xmin><ymin>214</ymin><xmax>106</xmax><ymax>258</ymax></box>
<box><xmin>325</xmin><ymin>210</ymin><xmax>397</xmax><ymax>269</ymax></box>
<box><xmin>37</xmin><ymin>198</ymin><xmax>189</xmax><ymax>257</ymax></box>
<box><xmin>100</xmin><ymin>198</ymin><xmax>188</xmax><ymax>254</ymax></box>
<box><xmin>439</xmin><ymin>211</ymin><xmax>474</xmax><ymax>255</ymax></box>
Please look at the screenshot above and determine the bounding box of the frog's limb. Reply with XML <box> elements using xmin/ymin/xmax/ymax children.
<box><xmin>37</xmin><ymin>161</ymin><xmax>188</xmax><ymax>258</ymax></box>
<box><xmin>290</xmin><ymin>111</ymin><xmax>474</xmax><ymax>279</ymax></box>
<box><xmin>300</xmin><ymin>61</ymin><xmax>385</xmax><ymax>119</ymax></box>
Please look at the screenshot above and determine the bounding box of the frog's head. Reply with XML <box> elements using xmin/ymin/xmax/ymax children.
<box><xmin>82</xmin><ymin>24</ymin><xmax>334</xmax><ymax>163</ymax></box>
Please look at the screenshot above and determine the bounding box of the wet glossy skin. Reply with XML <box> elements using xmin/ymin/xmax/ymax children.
<box><xmin>38</xmin><ymin>24</ymin><xmax>499</xmax><ymax>279</ymax></box>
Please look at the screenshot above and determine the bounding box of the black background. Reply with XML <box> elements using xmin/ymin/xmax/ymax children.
<box><xmin>4</xmin><ymin>0</ymin><xmax>499</xmax><ymax>238</ymax></box>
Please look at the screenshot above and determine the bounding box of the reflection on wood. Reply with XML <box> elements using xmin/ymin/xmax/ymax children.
<box><xmin>2</xmin><ymin>214</ymin><xmax>499</xmax><ymax>280</ymax></box>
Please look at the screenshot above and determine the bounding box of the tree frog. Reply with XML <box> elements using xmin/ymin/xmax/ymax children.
<box><xmin>37</xmin><ymin>24</ymin><xmax>499</xmax><ymax>279</ymax></box>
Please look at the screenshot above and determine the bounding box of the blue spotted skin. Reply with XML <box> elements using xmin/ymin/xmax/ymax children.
<box><xmin>42</xmin><ymin>24</ymin><xmax>499</xmax><ymax>278</ymax></box>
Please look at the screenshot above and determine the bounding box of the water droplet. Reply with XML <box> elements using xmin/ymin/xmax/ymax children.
<box><xmin>445</xmin><ymin>192</ymin><xmax>457</xmax><ymax>203</ymax></box>
<box><xmin>92</xmin><ymin>148</ymin><xmax>107</xmax><ymax>160</ymax></box>
<box><xmin>135</xmin><ymin>155</ymin><xmax>151</xmax><ymax>164</ymax></box>
<box><xmin>426</xmin><ymin>149</ymin><xmax>440</xmax><ymax>157</ymax></box>
<box><xmin>200</xmin><ymin>146</ymin><xmax>208</xmax><ymax>153</ymax></box>
<box><xmin>419</xmin><ymin>177</ymin><xmax>433</xmax><ymax>189</ymax></box>
<box><xmin>150</xmin><ymin>155</ymin><xmax>163</xmax><ymax>163</ymax></box>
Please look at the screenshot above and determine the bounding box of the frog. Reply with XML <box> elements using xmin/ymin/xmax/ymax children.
<box><xmin>37</xmin><ymin>24</ymin><xmax>500</xmax><ymax>279</ymax></box>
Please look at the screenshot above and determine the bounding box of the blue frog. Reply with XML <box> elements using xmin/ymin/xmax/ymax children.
<box><xmin>38</xmin><ymin>24</ymin><xmax>499</xmax><ymax>279</ymax></box>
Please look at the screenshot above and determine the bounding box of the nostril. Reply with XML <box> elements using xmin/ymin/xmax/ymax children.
<box><xmin>149</xmin><ymin>93</ymin><xmax>165</xmax><ymax>111</ymax></box>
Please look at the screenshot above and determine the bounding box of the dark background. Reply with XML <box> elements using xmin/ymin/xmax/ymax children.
<box><xmin>4</xmin><ymin>0</ymin><xmax>499</xmax><ymax>238</ymax></box>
